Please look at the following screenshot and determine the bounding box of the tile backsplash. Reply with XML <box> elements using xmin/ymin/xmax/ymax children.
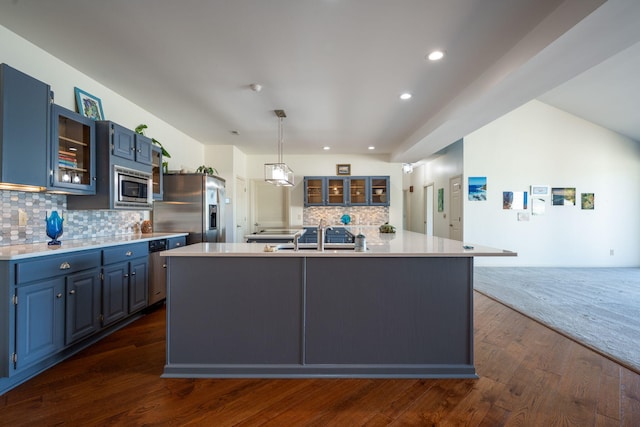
<box><xmin>303</xmin><ymin>206</ymin><xmax>389</xmax><ymax>226</ymax></box>
<box><xmin>0</xmin><ymin>190</ymin><xmax>146</xmax><ymax>246</ymax></box>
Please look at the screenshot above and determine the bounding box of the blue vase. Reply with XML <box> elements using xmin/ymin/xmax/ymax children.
<box><xmin>45</xmin><ymin>211</ymin><xmax>64</xmax><ymax>246</ymax></box>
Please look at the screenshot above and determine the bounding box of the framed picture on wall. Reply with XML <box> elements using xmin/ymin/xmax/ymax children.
<box><xmin>530</xmin><ymin>185</ymin><xmax>549</xmax><ymax>196</ymax></box>
<box><xmin>336</xmin><ymin>164</ymin><xmax>351</xmax><ymax>175</ymax></box>
<box><xmin>74</xmin><ymin>87</ymin><xmax>105</xmax><ymax>120</ymax></box>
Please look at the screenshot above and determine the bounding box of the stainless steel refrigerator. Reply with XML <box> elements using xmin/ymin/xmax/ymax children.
<box><xmin>153</xmin><ymin>173</ymin><xmax>225</xmax><ymax>244</ymax></box>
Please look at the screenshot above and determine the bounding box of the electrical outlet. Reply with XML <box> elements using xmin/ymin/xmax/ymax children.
<box><xmin>18</xmin><ymin>209</ymin><xmax>28</xmax><ymax>226</ymax></box>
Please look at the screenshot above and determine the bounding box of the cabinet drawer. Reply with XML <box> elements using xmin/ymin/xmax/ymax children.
<box><xmin>168</xmin><ymin>236</ymin><xmax>186</xmax><ymax>249</ymax></box>
<box><xmin>102</xmin><ymin>242</ymin><xmax>148</xmax><ymax>265</ymax></box>
<box><xmin>15</xmin><ymin>250</ymin><xmax>101</xmax><ymax>285</ymax></box>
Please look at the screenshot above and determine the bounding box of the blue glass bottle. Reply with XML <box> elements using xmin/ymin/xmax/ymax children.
<box><xmin>45</xmin><ymin>210</ymin><xmax>64</xmax><ymax>245</ymax></box>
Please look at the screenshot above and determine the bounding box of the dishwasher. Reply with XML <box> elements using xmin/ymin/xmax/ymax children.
<box><xmin>148</xmin><ymin>239</ymin><xmax>168</xmax><ymax>305</ymax></box>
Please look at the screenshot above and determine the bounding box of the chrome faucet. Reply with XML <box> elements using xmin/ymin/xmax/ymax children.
<box><xmin>292</xmin><ymin>230</ymin><xmax>302</xmax><ymax>252</ymax></box>
<box><xmin>317</xmin><ymin>219</ymin><xmax>332</xmax><ymax>251</ymax></box>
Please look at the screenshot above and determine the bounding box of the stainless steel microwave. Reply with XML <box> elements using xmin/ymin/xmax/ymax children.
<box><xmin>113</xmin><ymin>165</ymin><xmax>152</xmax><ymax>209</ymax></box>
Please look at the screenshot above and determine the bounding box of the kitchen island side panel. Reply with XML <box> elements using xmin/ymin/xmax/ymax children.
<box><xmin>166</xmin><ymin>257</ymin><xmax>304</xmax><ymax>365</ymax></box>
<box><xmin>305</xmin><ymin>257</ymin><xmax>473</xmax><ymax>365</ymax></box>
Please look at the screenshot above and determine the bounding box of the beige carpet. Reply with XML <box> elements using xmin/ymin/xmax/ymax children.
<box><xmin>474</xmin><ymin>267</ymin><xmax>640</xmax><ymax>374</ymax></box>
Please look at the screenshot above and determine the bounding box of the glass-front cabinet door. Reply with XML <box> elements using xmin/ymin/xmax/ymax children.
<box><xmin>304</xmin><ymin>177</ymin><xmax>325</xmax><ymax>206</ymax></box>
<box><xmin>348</xmin><ymin>177</ymin><xmax>368</xmax><ymax>206</ymax></box>
<box><xmin>326</xmin><ymin>177</ymin><xmax>347</xmax><ymax>205</ymax></box>
<box><xmin>151</xmin><ymin>145</ymin><xmax>163</xmax><ymax>200</ymax></box>
<box><xmin>50</xmin><ymin>104</ymin><xmax>95</xmax><ymax>194</ymax></box>
<box><xmin>369</xmin><ymin>176</ymin><xmax>390</xmax><ymax>206</ymax></box>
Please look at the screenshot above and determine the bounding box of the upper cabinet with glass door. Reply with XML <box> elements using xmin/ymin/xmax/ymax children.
<box><xmin>348</xmin><ymin>177</ymin><xmax>368</xmax><ymax>206</ymax></box>
<box><xmin>49</xmin><ymin>104</ymin><xmax>95</xmax><ymax>194</ymax></box>
<box><xmin>369</xmin><ymin>176</ymin><xmax>389</xmax><ymax>206</ymax></box>
<box><xmin>326</xmin><ymin>177</ymin><xmax>348</xmax><ymax>205</ymax></box>
<box><xmin>304</xmin><ymin>177</ymin><xmax>325</xmax><ymax>206</ymax></box>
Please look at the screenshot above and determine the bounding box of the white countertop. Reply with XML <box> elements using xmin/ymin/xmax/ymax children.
<box><xmin>163</xmin><ymin>230</ymin><xmax>516</xmax><ymax>258</ymax></box>
<box><xmin>0</xmin><ymin>232</ymin><xmax>188</xmax><ymax>261</ymax></box>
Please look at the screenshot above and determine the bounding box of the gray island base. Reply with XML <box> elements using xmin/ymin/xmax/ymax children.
<box><xmin>162</xmin><ymin>244</ymin><xmax>502</xmax><ymax>379</ymax></box>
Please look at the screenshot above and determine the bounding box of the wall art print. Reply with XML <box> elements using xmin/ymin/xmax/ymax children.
<box><xmin>552</xmin><ymin>187</ymin><xmax>576</xmax><ymax>206</ymax></box>
<box><xmin>74</xmin><ymin>87</ymin><xmax>105</xmax><ymax>120</ymax></box>
<box><xmin>468</xmin><ymin>176</ymin><xmax>487</xmax><ymax>201</ymax></box>
<box><xmin>581</xmin><ymin>193</ymin><xmax>595</xmax><ymax>210</ymax></box>
<box><xmin>437</xmin><ymin>188</ymin><xmax>444</xmax><ymax>212</ymax></box>
<box><xmin>503</xmin><ymin>191</ymin><xmax>528</xmax><ymax>210</ymax></box>
<box><xmin>532</xmin><ymin>197</ymin><xmax>546</xmax><ymax>215</ymax></box>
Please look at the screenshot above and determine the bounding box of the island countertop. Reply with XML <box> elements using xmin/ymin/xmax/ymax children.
<box><xmin>163</xmin><ymin>230</ymin><xmax>516</xmax><ymax>258</ymax></box>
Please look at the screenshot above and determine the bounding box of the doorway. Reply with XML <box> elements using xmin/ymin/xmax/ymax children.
<box><xmin>235</xmin><ymin>177</ymin><xmax>248</xmax><ymax>243</ymax></box>
<box><xmin>251</xmin><ymin>180</ymin><xmax>288</xmax><ymax>232</ymax></box>
<box><xmin>449</xmin><ymin>175</ymin><xmax>463</xmax><ymax>241</ymax></box>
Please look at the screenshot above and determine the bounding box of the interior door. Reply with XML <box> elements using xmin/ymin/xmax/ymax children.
<box><xmin>235</xmin><ymin>177</ymin><xmax>248</xmax><ymax>243</ymax></box>
<box><xmin>449</xmin><ymin>175</ymin><xmax>463</xmax><ymax>241</ymax></box>
<box><xmin>252</xmin><ymin>180</ymin><xmax>288</xmax><ymax>232</ymax></box>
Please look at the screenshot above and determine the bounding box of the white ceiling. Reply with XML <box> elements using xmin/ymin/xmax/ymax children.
<box><xmin>1</xmin><ymin>0</ymin><xmax>639</xmax><ymax>163</ymax></box>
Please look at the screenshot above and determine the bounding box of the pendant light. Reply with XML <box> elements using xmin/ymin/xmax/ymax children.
<box><xmin>264</xmin><ymin>109</ymin><xmax>294</xmax><ymax>186</ymax></box>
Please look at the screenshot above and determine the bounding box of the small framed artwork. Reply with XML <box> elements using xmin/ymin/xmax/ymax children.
<box><xmin>74</xmin><ymin>87</ymin><xmax>105</xmax><ymax>120</ymax></box>
<box><xmin>581</xmin><ymin>193</ymin><xmax>595</xmax><ymax>210</ymax></box>
<box><xmin>336</xmin><ymin>164</ymin><xmax>351</xmax><ymax>175</ymax></box>
<box><xmin>530</xmin><ymin>185</ymin><xmax>549</xmax><ymax>196</ymax></box>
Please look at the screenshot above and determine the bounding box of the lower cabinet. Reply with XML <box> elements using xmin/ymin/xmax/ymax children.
<box><xmin>15</xmin><ymin>278</ymin><xmax>65</xmax><ymax>370</ymax></box>
<box><xmin>102</xmin><ymin>242</ymin><xmax>149</xmax><ymax>326</ymax></box>
<box><xmin>65</xmin><ymin>268</ymin><xmax>101</xmax><ymax>345</ymax></box>
<box><xmin>3</xmin><ymin>241</ymin><xmax>151</xmax><ymax>393</ymax></box>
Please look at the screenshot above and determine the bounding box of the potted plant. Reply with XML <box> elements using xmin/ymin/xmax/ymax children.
<box><xmin>196</xmin><ymin>165</ymin><xmax>219</xmax><ymax>175</ymax></box>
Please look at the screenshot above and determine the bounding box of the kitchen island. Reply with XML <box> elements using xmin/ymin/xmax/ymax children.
<box><xmin>162</xmin><ymin>230</ymin><xmax>515</xmax><ymax>379</ymax></box>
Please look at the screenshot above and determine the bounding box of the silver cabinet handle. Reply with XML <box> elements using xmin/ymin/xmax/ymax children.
<box><xmin>162</xmin><ymin>264</ymin><xmax>167</xmax><ymax>269</ymax></box>
<box><xmin>131</xmin><ymin>271</ymin><xmax>136</xmax><ymax>276</ymax></box>
<box><xmin>57</xmin><ymin>293</ymin><xmax>63</xmax><ymax>299</ymax></box>
<box><xmin>175</xmin><ymin>242</ymin><xmax>181</xmax><ymax>247</ymax></box>
<box><xmin>60</xmin><ymin>261</ymin><xmax>71</xmax><ymax>270</ymax></box>
<box><xmin>69</xmin><ymin>289</ymin><xmax>75</xmax><ymax>295</ymax></box>
<box><xmin>124</xmin><ymin>273</ymin><xmax>129</xmax><ymax>278</ymax></box>
<box><xmin>126</xmin><ymin>251</ymin><xmax>133</xmax><ymax>257</ymax></box>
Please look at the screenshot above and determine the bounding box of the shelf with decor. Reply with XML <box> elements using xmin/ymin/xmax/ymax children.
<box><xmin>50</xmin><ymin>104</ymin><xmax>96</xmax><ymax>194</ymax></box>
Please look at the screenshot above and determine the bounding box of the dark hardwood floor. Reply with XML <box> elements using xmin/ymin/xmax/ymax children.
<box><xmin>1</xmin><ymin>292</ymin><xmax>639</xmax><ymax>426</ymax></box>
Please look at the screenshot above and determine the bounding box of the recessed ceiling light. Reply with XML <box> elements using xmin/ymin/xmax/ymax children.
<box><xmin>368</xmin><ymin>146</ymin><xmax>375</xmax><ymax>150</ymax></box>
<box><xmin>400</xmin><ymin>93</ymin><xmax>412</xmax><ymax>100</ymax></box>
<box><xmin>427</xmin><ymin>50</ymin><xmax>445</xmax><ymax>61</ymax></box>
<box><xmin>323</xmin><ymin>146</ymin><xmax>331</xmax><ymax>151</ymax></box>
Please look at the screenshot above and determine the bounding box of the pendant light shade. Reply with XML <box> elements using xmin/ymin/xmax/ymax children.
<box><xmin>264</xmin><ymin>109</ymin><xmax>294</xmax><ymax>186</ymax></box>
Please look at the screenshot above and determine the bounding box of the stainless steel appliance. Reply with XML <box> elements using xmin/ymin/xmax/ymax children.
<box><xmin>153</xmin><ymin>173</ymin><xmax>226</xmax><ymax>244</ymax></box>
<box><xmin>113</xmin><ymin>165</ymin><xmax>153</xmax><ymax>209</ymax></box>
<box><xmin>148</xmin><ymin>238</ymin><xmax>167</xmax><ymax>305</ymax></box>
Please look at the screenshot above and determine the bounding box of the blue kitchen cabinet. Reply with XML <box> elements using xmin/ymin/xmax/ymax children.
<box><xmin>64</xmin><ymin>268</ymin><xmax>101</xmax><ymax>345</ymax></box>
<box><xmin>11</xmin><ymin>249</ymin><xmax>101</xmax><ymax>374</ymax></box>
<box><xmin>15</xmin><ymin>278</ymin><xmax>65</xmax><ymax>371</ymax></box>
<box><xmin>304</xmin><ymin>176</ymin><xmax>389</xmax><ymax>207</ymax></box>
<box><xmin>168</xmin><ymin>236</ymin><xmax>187</xmax><ymax>249</ymax></box>
<box><xmin>49</xmin><ymin>104</ymin><xmax>96</xmax><ymax>194</ymax></box>
<box><xmin>304</xmin><ymin>177</ymin><xmax>326</xmax><ymax>206</ymax></box>
<box><xmin>102</xmin><ymin>242</ymin><xmax>148</xmax><ymax>318</ymax></box>
<box><xmin>0</xmin><ymin>63</ymin><xmax>52</xmax><ymax>189</ymax></box>
<box><xmin>325</xmin><ymin>228</ymin><xmax>355</xmax><ymax>243</ymax></box>
<box><xmin>104</xmin><ymin>122</ymin><xmax>152</xmax><ymax>166</ymax></box>
<box><xmin>151</xmin><ymin>144</ymin><xmax>163</xmax><ymax>200</ymax></box>
<box><xmin>369</xmin><ymin>176</ymin><xmax>390</xmax><ymax>206</ymax></box>
<box><xmin>299</xmin><ymin>227</ymin><xmax>318</xmax><ymax>243</ymax></box>
<box><xmin>326</xmin><ymin>177</ymin><xmax>348</xmax><ymax>206</ymax></box>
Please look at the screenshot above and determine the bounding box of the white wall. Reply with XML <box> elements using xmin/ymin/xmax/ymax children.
<box><xmin>246</xmin><ymin>154</ymin><xmax>403</xmax><ymax>227</ymax></box>
<box><xmin>465</xmin><ymin>100</ymin><xmax>640</xmax><ymax>267</ymax></box>
<box><xmin>0</xmin><ymin>25</ymin><xmax>204</xmax><ymax>172</ymax></box>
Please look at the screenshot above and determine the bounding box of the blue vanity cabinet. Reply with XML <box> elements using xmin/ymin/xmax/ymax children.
<box><xmin>0</xmin><ymin>63</ymin><xmax>52</xmax><ymax>189</ymax></box>
<box><xmin>49</xmin><ymin>104</ymin><xmax>96</xmax><ymax>194</ymax></box>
